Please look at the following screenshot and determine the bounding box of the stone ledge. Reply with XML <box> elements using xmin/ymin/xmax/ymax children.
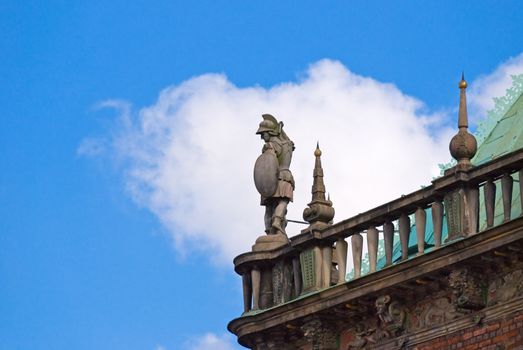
<box><xmin>228</xmin><ymin>216</ymin><xmax>523</xmax><ymax>345</ymax></box>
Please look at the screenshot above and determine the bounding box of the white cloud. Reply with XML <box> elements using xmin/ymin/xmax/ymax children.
<box><xmin>469</xmin><ymin>52</ymin><xmax>523</xmax><ymax>123</ymax></box>
<box><xmin>77</xmin><ymin>137</ymin><xmax>106</xmax><ymax>156</ymax></box>
<box><xmin>81</xmin><ymin>57</ymin><xmax>522</xmax><ymax>264</ymax></box>
<box><xmin>183</xmin><ymin>333</ymin><xmax>236</xmax><ymax>350</ymax></box>
<box><xmin>84</xmin><ymin>59</ymin><xmax>452</xmax><ymax>263</ymax></box>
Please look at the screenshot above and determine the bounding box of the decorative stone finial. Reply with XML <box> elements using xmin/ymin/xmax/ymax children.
<box><xmin>302</xmin><ymin>143</ymin><xmax>335</xmax><ymax>232</ymax></box>
<box><xmin>314</xmin><ymin>141</ymin><xmax>322</xmax><ymax>157</ymax></box>
<box><xmin>449</xmin><ymin>74</ymin><xmax>477</xmax><ymax>168</ymax></box>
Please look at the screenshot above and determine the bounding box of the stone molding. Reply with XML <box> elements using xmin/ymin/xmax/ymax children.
<box><xmin>229</xmin><ymin>217</ymin><xmax>523</xmax><ymax>347</ymax></box>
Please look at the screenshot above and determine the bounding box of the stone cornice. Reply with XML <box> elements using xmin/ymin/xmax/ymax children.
<box><xmin>228</xmin><ymin>216</ymin><xmax>523</xmax><ymax>346</ymax></box>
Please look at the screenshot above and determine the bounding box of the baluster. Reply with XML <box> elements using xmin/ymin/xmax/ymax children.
<box><xmin>367</xmin><ymin>226</ymin><xmax>379</xmax><ymax>273</ymax></box>
<box><xmin>335</xmin><ymin>238</ymin><xmax>348</xmax><ymax>284</ymax></box>
<box><xmin>321</xmin><ymin>245</ymin><xmax>332</xmax><ymax>288</ymax></box>
<box><xmin>242</xmin><ymin>272</ymin><xmax>252</xmax><ymax>313</ymax></box>
<box><xmin>292</xmin><ymin>257</ymin><xmax>302</xmax><ymax>296</ymax></box>
<box><xmin>415</xmin><ymin>207</ymin><xmax>426</xmax><ymax>256</ymax></box>
<box><xmin>501</xmin><ymin>173</ymin><xmax>513</xmax><ymax>222</ymax></box>
<box><xmin>484</xmin><ymin>179</ymin><xmax>496</xmax><ymax>228</ymax></box>
<box><xmin>399</xmin><ymin>213</ymin><xmax>411</xmax><ymax>260</ymax></box>
<box><xmin>383</xmin><ymin>221</ymin><xmax>394</xmax><ymax>266</ymax></box>
<box><xmin>351</xmin><ymin>233</ymin><xmax>363</xmax><ymax>278</ymax></box>
<box><xmin>467</xmin><ymin>186</ymin><xmax>479</xmax><ymax>234</ymax></box>
<box><xmin>251</xmin><ymin>267</ymin><xmax>261</xmax><ymax>310</ymax></box>
<box><xmin>432</xmin><ymin>201</ymin><xmax>443</xmax><ymax>248</ymax></box>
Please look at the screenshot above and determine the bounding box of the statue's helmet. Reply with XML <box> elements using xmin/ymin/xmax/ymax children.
<box><xmin>256</xmin><ymin>114</ymin><xmax>280</xmax><ymax>135</ymax></box>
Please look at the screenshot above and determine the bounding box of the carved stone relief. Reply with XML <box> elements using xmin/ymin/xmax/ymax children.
<box><xmin>444</xmin><ymin>190</ymin><xmax>462</xmax><ymax>240</ymax></box>
<box><xmin>346</xmin><ymin>322</ymin><xmax>377</xmax><ymax>349</ymax></box>
<box><xmin>411</xmin><ymin>297</ymin><xmax>462</xmax><ymax>330</ymax></box>
<box><xmin>487</xmin><ymin>269</ymin><xmax>523</xmax><ymax>306</ymax></box>
<box><xmin>375</xmin><ymin>295</ymin><xmax>406</xmax><ymax>338</ymax></box>
<box><xmin>346</xmin><ymin>295</ymin><xmax>407</xmax><ymax>349</ymax></box>
<box><xmin>448</xmin><ymin>268</ymin><xmax>486</xmax><ymax>312</ymax></box>
<box><xmin>301</xmin><ymin>319</ymin><xmax>337</xmax><ymax>350</ymax></box>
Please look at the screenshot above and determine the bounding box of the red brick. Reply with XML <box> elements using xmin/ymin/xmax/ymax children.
<box><xmin>447</xmin><ymin>337</ymin><xmax>459</xmax><ymax>345</ymax></box>
<box><xmin>494</xmin><ymin>334</ymin><xmax>508</xmax><ymax>343</ymax></box>
<box><xmin>463</xmin><ymin>332</ymin><xmax>474</xmax><ymax>341</ymax></box>
<box><xmin>478</xmin><ymin>339</ymin><xmax>491</xmax><ymax>347</ymax></box>
<box><xmin>473</xmin><ymin>328</ymin><xmax>487</xmax><ymax>337</ymax></box>
<box><xmin>486</xmin><ymin>323</ymin><xmax>500</xmax><ymax>332</ymax></box>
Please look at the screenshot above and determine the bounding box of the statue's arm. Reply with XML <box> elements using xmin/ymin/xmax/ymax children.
<box><xmin>278</xmin><ymin>141</ymin><xmax>294</xmax><ymax>184</ymax></box>
<box><xmin>279</xmin><ymin>141</ymin><xmax>293</xmax><ymax>168</ymax></box>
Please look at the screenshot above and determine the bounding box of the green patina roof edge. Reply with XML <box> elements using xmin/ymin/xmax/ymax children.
<box><xmin>369</xmin><ymin>74</ymin><xmax>523</xmax><ymax>276</ymax></box>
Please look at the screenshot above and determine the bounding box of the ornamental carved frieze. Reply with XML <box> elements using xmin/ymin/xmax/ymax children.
<box><xmin>376</xmin><ymin>295</ymin><xmax>406</xmax><ymax>338</ymax></box>
<box><xmin>346</xmin><ymin>295</ymin><xmax>407</xmax><ymax>349</ymax></box>
<box><xmin>346</xmin><ymin>321</ymin><xmax>377</xmax><ymax>350</ymax></box>
<box><xmin>448</xmin><ymin>268</ymin><xmax>486</xmax><ymax>312</ymax></box>
<box><xmin>487</xmin><ymin>269</ymin><xmax>523</xmax><ymax>306</ymax></box>
<box><xmin>411</xmin><ymin>297</ymin><xmax>463</xmax><ymax>331</ymax></box>
<box><xmin>301</xmin><ymin>318</ymin><xmax>337</xmax><ymax>350</ymax></box>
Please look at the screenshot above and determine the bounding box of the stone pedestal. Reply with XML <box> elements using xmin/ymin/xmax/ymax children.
<box><xmin>252</xmin><ymin>233</ymin><xmax>289</xmax><ymax>252</ymax></box>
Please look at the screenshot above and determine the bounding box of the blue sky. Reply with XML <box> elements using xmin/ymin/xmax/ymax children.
<box><xmin>2</xmin><ymin>2</ymin><xmax>523</xmax><ymax>349</ymax></box>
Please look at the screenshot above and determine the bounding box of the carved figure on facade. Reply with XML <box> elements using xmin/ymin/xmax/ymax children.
<box><xmin>346</xmin><ymin>322</ymin><xmax>377</xmax><ymax>349</ymax></box>
<box><xmin>346</xmin><ymin>295</ymin><xmax>407</xmax><ymax>349</ymax></box>
<box><xmin>412</xmin><ymin>297</ymin><xmax>462</xmax><ymax>330</ymax></box>
<box><xmin>301</xmin><ymin>319</ymin><xmax>338</xmax><ymax>350</ymax></box>
<box><xmin>254</xmin><ymin>114</ymin><xmax>295</xmax><ymax>236</ymax></box>
<box><xmin>487</xmin><ymin>269</ymin><xmax>523</xmax><ymax>306</ymax></box>
<box><xmin>448</xmin><ymin>268</ymin><xmax>485</xmax><ymax>312</ymax></box>
<box><xmin>375</xmin><ymin>295</ymin><xmax>406</xmax><ymax>338</ymax></box>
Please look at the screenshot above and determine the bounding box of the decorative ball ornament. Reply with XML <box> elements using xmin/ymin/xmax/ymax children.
<box><xmin>449</xmin><ymin>130</ymin><xmax>477</xmax><ymax>163</ymax></box>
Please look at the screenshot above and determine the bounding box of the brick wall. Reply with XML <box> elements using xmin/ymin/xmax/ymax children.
<box><xmin>414</xmin><ymin>312</ymin><xmax>523</xmax><ymax>350</ymax></box>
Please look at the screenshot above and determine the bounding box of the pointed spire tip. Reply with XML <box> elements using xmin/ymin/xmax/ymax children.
<box><xmin>459</xmin><ymin>72</ymin><xmax>467</xmax><ymax>89</ymax></box>
<box><xmin>314</xmin><ymin>141</ymin><xmax>322</xmax><ymax>157</ymax></box>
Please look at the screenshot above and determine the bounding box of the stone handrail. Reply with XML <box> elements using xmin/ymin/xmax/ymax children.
<box><xmin>235</xmin><ymin>147</ymin><xmax>523</xmax><ymax>314</ymax></box>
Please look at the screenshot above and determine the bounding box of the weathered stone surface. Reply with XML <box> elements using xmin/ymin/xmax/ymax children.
<box><xmin>253</xmin><ymin>149</ymin><xmax>279</xmax><ymax>198</ymax></box>
<box><xmin>301</xmin><ymin>318</ymin><xmax>337</xmax><ymax>350</ymax></box>
<box><xmin>255</xmin><ymin>114</ymin><xmax>295</xmax><ymax>236</ymax></box>
<box><xmin>487</xmin><ymin>269</ymin><xmax>523</xmax><ymax>306</ymax></box>
<box><xmin>448</xmin><ymin>268</ymin><xmax>486</xmax><ymax>312</ymax></box>
<box><xmin>412</xmin><ymin>297</ymin><xmax>461</xmax><ymax>331</ymax></box>
<box><xmin>252</xmin><ymin>232</ymin><xmax>289</xmax><ymax>252</ymax></box>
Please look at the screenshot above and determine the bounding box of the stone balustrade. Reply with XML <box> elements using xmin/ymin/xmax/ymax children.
<box><xmin>234</xmin><ymin>148</ymin><xmax>523</xmax><ymax>314</ymax></box>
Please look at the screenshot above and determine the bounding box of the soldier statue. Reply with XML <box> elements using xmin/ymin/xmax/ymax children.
<box><xmin>254</xmin><ymin>114</ymin><xmax>295</xmax><ymax>236</ymax></box>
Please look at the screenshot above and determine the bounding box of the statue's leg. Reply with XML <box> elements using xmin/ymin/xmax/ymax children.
<box><xmin>272</xmin><ymin>199</ymin><xmax>289</xmax><ymax>234</ymax></box>
<box><xmin>264</xmin><ymin>205</ymin><xmax>273</xmax><ymax>234</ymax></box>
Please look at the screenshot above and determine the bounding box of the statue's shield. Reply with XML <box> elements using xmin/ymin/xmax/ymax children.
<box><xmin>254</xmin><ymin>149</ymin><xmax>279</xmax><ymax>197</ymax></box>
